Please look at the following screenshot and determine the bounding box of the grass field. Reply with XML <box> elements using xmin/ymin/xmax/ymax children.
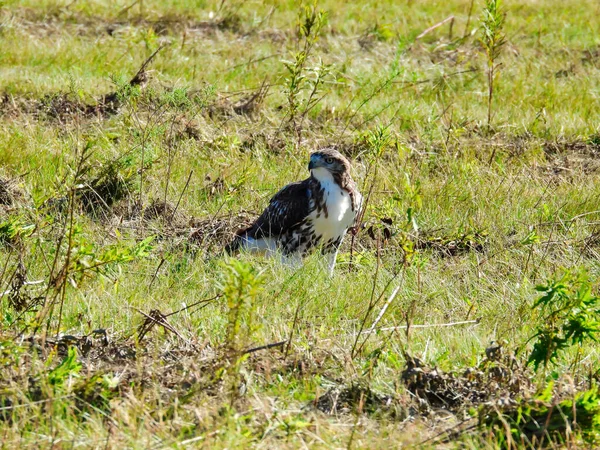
<box><xmin>1</xmin><ymin>0</ymin><xmax>600</xmax><ymax>447</ymax></box>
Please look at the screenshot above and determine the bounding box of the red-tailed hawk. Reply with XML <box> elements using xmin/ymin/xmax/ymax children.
<box><xmin>226</xmin><ymin>148</ymin><xmax>362</xmax><ymax>274</ymax></box>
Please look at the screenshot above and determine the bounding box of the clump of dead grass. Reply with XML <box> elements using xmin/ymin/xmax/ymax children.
<box><xmin>401</xmin><ymin>347</ymin><xmax>529</xmax><ymax>415</ymax></box>
<box><xmin>77</xmin><ymin>156</ymin><xmax>137</xmax><ymax>217</ymax></box>
<box><xmin>188</xmin><ymin>212</ymin><xmax>254</xmax><ymax>251</ymax></box>
<box><xmin>315</xmin><ymin>381</ymin><xmax>398</xmax><ymax>416</ymax></box>
<box><xmin>0</xmin><ymin>176</ymin><xmax>24</xmax><ymax>208</ymax></box>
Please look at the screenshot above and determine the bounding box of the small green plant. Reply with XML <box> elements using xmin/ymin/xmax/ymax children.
<box><xmin>220</xmin><ymin>259</ymin><xmax>264</xmax><ymax>354</ymax></box>
<box><xmin>282</xmin><ymin>2</ymin><xmax>329</xmax><ymax>142</ymax></box>
<box><xmin>370</xmin><ymin>23</ymin><xmax>394</xmax><ymax>42</ymax></box>
<box><xmin>66</xmin><ymin>229</ymin><xmax>154</xmax><ymax>286</ymax></box>
<box><xmin>526</xmin><ymin>270</ymin><xmax>600</xmax><ymax>371</ymax></box>
<box><xmin>218</xmin><ymin>259</ymin><xmax>264</xmax><ymax>404</ymax></box>
<box><xmin>0</xmin><ymin>217</ymin><xmax>33</xmax><ymax>247</ymax></box>
<box><xmin>521</xmin><ymin>228</ymin><xmax>541</xmax><ymax>273</ymax></box>
<box><xmin>480</xmin><ymin>0</ymin><xmax>506</xmax><ymax>131</ymax></box>
<box><xmin>46</xmin><ymin>346</ymin><xmax>81</xmax><ymax>390</ymax></box>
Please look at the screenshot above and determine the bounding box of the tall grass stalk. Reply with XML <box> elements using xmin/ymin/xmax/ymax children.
<box><xmin>480</xmin><ymin>0</ymin><xmax>506</xmax><ymax>132</ymax></box>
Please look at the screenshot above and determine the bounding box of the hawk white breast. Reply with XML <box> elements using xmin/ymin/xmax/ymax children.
<box><xmin>225</xmin><ymin>148</ymin><xmax>362</xmax><ymax>274</ymax></box>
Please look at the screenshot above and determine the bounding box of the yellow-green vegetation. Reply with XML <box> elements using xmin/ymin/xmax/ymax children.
<box><xmin>1</xmin><ymin>0</ymin><xmax>600</xmax><ymax>447</ymax></box>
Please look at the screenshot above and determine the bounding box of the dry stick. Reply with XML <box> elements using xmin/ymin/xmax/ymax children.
<box><xmin>415</xmin><ymin>16</ymin><xmax>455</xmax><ymax>40</ymax></box>
<box><xmin>243</xmin><ymin>340</ymin><xmax>287</xmax><ymax>355</ymax></box>
<box><xmin>147</xmin><ymin>258</ymin><xmax>166</xmax><ymax>292</ymax></box>
<box><xmin>221</xmin><ymin>84</ymin><xmax>281</xmax><ymax>98</ymax></box>
<box><xmin>169</xmin><ymin>169</ymin><xmax>193</xmax><ymax>224</ymax></box>
<box><xmin>234</xmin><ymin>77</ymin><xmax>270</xmax><ymax>115</ymax></box>
<box><xmin>131</xmin><ymin>43</ymin><xmax>169</xmax><ymax>86</ymax></box>
<box><xmin>357</xmin><ymin>318</ymin><xmax>480</xmax><ymax>335</ymax></box>
<box><xmin>0</xmin><ymin>395</ymin><xmax>76</xmax><ymax>412</ymax></box>
<box><xmin>351</xmin><ymin>265</ymin><xmax>403</xmax><ymax>357</ymax></box>
<box><xmin>226</xmin><ymin>53</ymin><xmax>281</xmax><ymax>72</ymax></box>
<box><xmin>50</xmin><ymin>144</ymin><xmax>91</xmax><ymax>339</ymax></box>
<box><xmin>392</xmin><ymin>68</ymin><xmax>480</xmax><ymax>87</ymax></box>
<box><xmin>163</xmin><ymin>116</ymin><xmax>179</xmax><ymax>208</ymax></box>
<box><xmin>32</xmin><ymin>204</ymin><xmax>70</xmax><ymax>337</ymax></box>
<box><xmin>338</xmin><ymin>76</ymin><xmax>397</xmax><ymax>139</ymax></box>
<box><xmin>119</xmin><ymin>295</ymin><xmax>220</xmax><ymax>343</ymax></box>
<box><xmin>52</xmin><ymin>184</ymin><xmax>77</xmax><ymax>340</ymax></box>
<box><xmin>297</xmin><ymin>67</ymin><xmax>328</xmax><ymax>147</ymax></box>
<box><xmin>175</xmin><ymin>431</ymin><xmax>220</xmax><ymax>447</ymax></box>
<box><xmin>132</xmin><ymin>44</ymin><xmax>170</xmax><ymax>207</ymax></box>
<box><xmin>164</xmin><ymin>294</ymin><xmax>222</xmax><ymax>318</ymax></box>
<box><xmin>132</xmin><ymin>307</ymin><xmax>194</xmax><ymax>347</ymax></box>
<box><xmin>354</xmin><ymin>270</ymin><xmax>404</xmax><ymax>357</ymax></box>
<box><xmin>61</xmin><ymin>0</ymin><xmax>79</xmax><ymax>10</ymax></box>
<box><xmin>353</xmin><ymin>235</ymin><xmax>380</xmax><ymax>345</ymax></box>
<box><xmin>116</xmin><ymin>0</ymin><xmax>140</xmax><ymax>17</ymax></box>
<box><xmin>464</xmin><ymin>0</ymin><xmax>476</xmax><ymax>38</ymax></box>
<box><xmin>284</xmin><ymin>296</ymin><xmax>306</xmax><ymax>360</ymax></box>
<box><xmin>80</xmin><ymin>183</ymin><xmax>113</xmax><ymax>221</ymax></box>
<box><xmin>67</xmin><ymin>257</ymin><xmax>141</xmax><ymax>276</ymax></box>
<box><xmin>0</xmin><ymin>248</ymin><xmax>14</xmax><ymax>299</ymax></box>
<box><xmin>404</xmin><ymin>295</ymin><xmax>419</xmax><ymax>345</ymax></box>
<box><xmin>346</xmin><ymin>398</ymin><xmax>362</xmax><ymax>450</ymax></box>
<box><xmin>363</xmin><ymin>284</ymin><xmax>401</xmax><ymax>336</ymax></box>
<box><xmin>417</xmin><ymin>418</ymin><xmax>477</xmax><ymax>447</ymax></box>
<box><xmin>349</xmin><ymin>153</ymin><xmax>381</xmax><ymax>269</ymax></box>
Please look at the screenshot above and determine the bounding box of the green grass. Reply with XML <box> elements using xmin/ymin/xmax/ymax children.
<box><xmin>1</xmin><ymin>0</ymin><xmax>600</xmax><ymax>447</ymax></box>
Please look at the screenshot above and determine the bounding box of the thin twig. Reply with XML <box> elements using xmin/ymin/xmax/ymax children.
<box><xmin>131</xmin><ymin>43</ymin><xmax>170</xmax><ymax>86</ymax></box>
<box><xmin>116</xmin><ymin>0</ymin><xmax>140</xmax><ymax>17</ymax></box>
<box><xmin>226</xmin><ymin>53</ymin><xmax>281</xmax><ymax>72</ymax></box>
<box><xmin>0</xmin><ymin>395</ymin><xmax>76</xmax><ymax>412</ymax></box>
<box><xmin>338</xmin><ymin>75</ymin><xmax>398</xmax><ymax>139</ymax></box>
<box><xmin>132</xmin><ymin>307</ymin><xmax>195</xmax><ymax>348</ymax></box>
<box><xmin>392</xmin><ymin>68</ymin><xmax>480</xmax><ymax>86</ymax></box>
<box><xmin>416</xmin><ymin>16</ymin><xmax>455</xmax><ymax>40</ymax></box>
<box><xmin>363</xmin><ymin>284</ymin><xmax>401</xmax><ymax>336</ymax></box>
<box><xmin>285</xmin><ymin>297</ymin><xmax>305</xmax><ymax>359</ymax></box>
<box><xmin>357</xmin><ymin>318</ymin><xmax>480</xmax><ymax>336</ymax></box>
<box><xmin>243</xmin><ymin>340</ymin><xmax>287</xmax><ymax>355</ymax></box>
<box><xmin>147</xmin><ymin>258</ymin><xmax>166</xmax><ymax>291</ymax></box>
<box><xmin>354</xmin><ymin>268</ymin><xmax>404</xmax><ymax>357</ymax></box>
<box><xmin>169</xmin><ymin>169</ymin><xmax>193</xmax><ymax>224</ymax></box>
<box><xmin>464</xmin><ymin>0</ymin><xmax>475</xmax><ymax>38</ymax></box>
<box><xmin>164</xmin><ymin>294</ymin><xmax>222</xmax><ymax>318</ymax></box>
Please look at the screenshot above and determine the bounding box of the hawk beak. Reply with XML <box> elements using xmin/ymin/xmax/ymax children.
<box><xmin>308</xmin><ymin>160</ymin><xmax>316</xmax><ymax>170</ymax></box>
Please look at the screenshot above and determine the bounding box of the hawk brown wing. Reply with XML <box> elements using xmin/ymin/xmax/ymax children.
<box><xmin>225</xmin><ymin>178</ymin><xmax>314</xmax><ymax>253</ymax></box>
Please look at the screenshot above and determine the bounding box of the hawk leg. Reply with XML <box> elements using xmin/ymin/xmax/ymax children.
<box><xmin>322</xmin><ymin>236</ymin><xmax>343</xmax><ymax>276</ymax></box>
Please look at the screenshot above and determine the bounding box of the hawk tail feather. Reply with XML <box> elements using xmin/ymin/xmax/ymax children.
<box><xmin>224</xmin><ymin>227</ymin><xmax>252</xmax><ymax>254</ymax></box>
<box><xmin>224</xmin><ymin>238</ymin><xmax>240</xmax><ymax>255</ymax></box>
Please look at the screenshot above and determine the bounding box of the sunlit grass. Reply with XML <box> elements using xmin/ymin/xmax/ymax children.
<box><xmin>1</xmin><ymin>0</ymin><xmax>600</xmax><ymax>447</ymax></box>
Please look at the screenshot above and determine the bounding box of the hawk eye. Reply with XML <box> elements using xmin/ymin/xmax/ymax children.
<box><xmin>325</xmin><ymin>157</ymin><xmax>334</xmax><ymax>164</ymax></box>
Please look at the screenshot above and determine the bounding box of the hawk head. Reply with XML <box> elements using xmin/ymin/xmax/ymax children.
<box><xmin>308</xmin><ymin>148</ymin><xmax>351</xmax><ymax>176</ymax></box>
